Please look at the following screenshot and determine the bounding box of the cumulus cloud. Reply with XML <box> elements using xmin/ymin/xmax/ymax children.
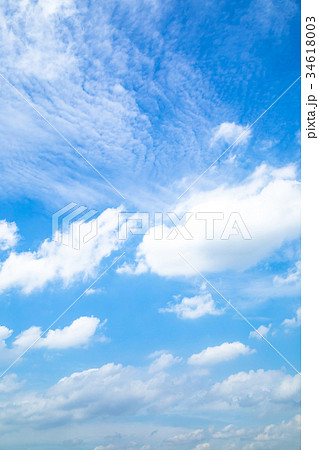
<box><xmin>0</xmin><ymin>316</ymin><xmax>102</xmax><ymax>365</ymax></box>
<box><xmin>249</xmin><ymin>324</ymin><xmax>272</xmax><ymax>340</ymax></box>
<box><xmin>0</xmin><ymin>373</ymin><xmax>22</xmax><ymax>393</ymax></box>
<box><xmin>210</xmin><ymin>122</ymin><xmax>251</xmax><ymax>148</ymax></box>
<box><xmin>159</xmin><ymin>292</ymin><xmax>224</xmax><ymax>319</ymax></box>
<box><xmin>165</xmin><ymin>429</ymin><xmax>204</xmax><ymax>445</ymax></box>
<box><xmin>0</xmin><ymin>220</ymin><xmax>19</xmax><ymax>250</ymax></box>
<box><xmin>245</xmin><ymin>415</ymin><xmax>300</xmax><ymax>449</ymax></box>
<box><xmin>211</xmin><ymin>423</ymin><xmax>246</xmax><ymax>440</ymax></box>
<box><xmin>0</xmin><ymin>361</ymin><xmax>300</xmax><ymax>440</ymax></box>
<box><xmin>188</xmin><ymin>342</ymin><xmax>253</xmax><ymax>366</ymax></box>
<box><xmin>192</xmin><ymin>444</ymin><xmax>210</xmax><ymax>450</ymax></box>
<box><xmin>148</xmin><ymin>351</ymin><xmax>182</xmax><ymax>374</ymax></box>
<box><xmin>13</xmin><ymin>316</ymin><xmax>101</xmax><ymax>350</ymax></box>
<box><xmin>0</xmin><ymin>207</ymin><xmax>122</xmax><ymax>294</ymax></box>
<box><xmin>282</xmin><ymin>308</ymin><xmax>301</xmax><ymax>330</ymax></box>
<box><xmin>0</xmin><ymin>325</ymin><xmax>13</xmax><ymax>341</ymax></box>
<box><xmin>210</xmin><ymin>369</ymin><xmax>300</xmax><ymax>409</ymax></box>
<box><xmin>165</xmin><ymin>415</ymin><xmax>300</xmax><ymax>449</ymax></box>
<box><xmin>128</xmin><ymin>164</ymin><xmax>300</xmax><ymax>277</ymax></box>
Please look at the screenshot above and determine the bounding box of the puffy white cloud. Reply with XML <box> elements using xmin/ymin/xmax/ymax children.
<box><xmin>192</xmin><ymin>444</ymin><xmax>210</xmax><ymax>450</ymax></box>
<box><xmin>0</xmin><ymin>373</ymin><xmax>22</xmax><ymax>393</ymax></box>
<box><xmin>0</xmin><ymin>220</ymin><xmax>19</xmax><ymax>250</ymax></box>
<box><xmin>0</xmin><ymin>361</ymin><xmax>300</xmax><ymax>444</ymax></box>
<box><xmin>0</xmin><ymin>316</ymin><xmax>102</xmax><ymax>365</ymax></box>
<box><xmin>210</xmin><ymin>369</ymin><xmax>300</xmax><ymax>409</ymax></box>
<box><xmin>0</xmin><ymin>326</ymin><xmax>13</xmax><ymax>341</ymax></box>
<box><xmin>245</xmin><ymin>415</ymin><xmax>300</xmax><ymax>449</ymax></box>
<box><xmin>0</xmin><ymin>207</ymin><xmax>122</xmax><ymax>294</ymax></box>
<box><xmin>130</xmin><ymin>164</ymin><xmax>300</xmax><ymax>277</ymax></box>
<box><xmin>164</xmin><ymin>414</ymin><xmax>300</xmax><ymax>450</ymax></box>
<box><xmin>210</xmin><ymin>122</ymin><xmax>251</xmax><ymax>148</ymax></box>
<box><xmin>13</xmin><ymin>316</ymin><xmax>101</xmax><ymax>350</ymax></box>
<box><xmin>188</xmin><ymin>342</ymin><xmax>253</xmax><ymax>366</ymax></box>
<box><xmin>282</xmin><ymin>308</ymin><xmax>301</xmax><ymax>330</ymax></box>
<box><xmin>212</xmin><ymin>423</ymin><xmax>246</xmax><ymax>440</ymax></box>
<box><xmin>149</xmin><ymin>351</ymin><xmax>182</xmax><ymax>374</ymax></box>
<box><xmin>159</xmin><ymin>293</ymin><xmax>224</xmax><ymax>319</ymax></box>
<box><xmin>249</xmin><ymin>324</ymin><xmax>271</xmax><ymax>340</ymax></box>
<box><xmin>166</xmin><ymin>429</ymin><xmax>204</xmax><ymax>445</ymax></box>
<box><xmin>12</xmin><ymin>326</ymin><xmax>41</xmax><ymax>350</ymax></box>
<box><xmin>165</xmin><ymin>415</ymin><xmax>300</xmax><ymax>449</ymax></box>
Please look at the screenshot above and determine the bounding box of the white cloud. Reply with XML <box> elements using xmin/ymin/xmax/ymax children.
<box><xmin>166</xmin><ymin>429</ymin><xmax>204</xmax><ymax>445</ymax></box>
<box><xmin>210</xmin><ymin>369</ymin><xmax>300</xmax><ymax>409</ymax></box>
<box><xmin>0</xmin><ymin>374</ymin><xmax>22</xmax><ymax>393</ymax></box>
<box><xmin>12</xmin><ymin>326</ymin><xmax>42</xmax><ymax>350</ymax></box>
<box><xmin>212</xmin><ymin>423</ymin><xmax>246</xmax><ymax>440</ymax></box>
<box><xmin>0</xmin><ymin>325</ymin><xmax>13</xmax><ymax>341</ymax></box>
<box><xmin>0</xmin><ymin>316</ymin><xmax>102</xmax><ymax>364</ymax></box>
<box><xmin>282</xmin><ymin>308</ymin><xmax>301</xmax><ymax>330</ymax></box>
<box><xmin>165</xmin><ymin>414</ymin><xmax>300</xmax><ymax>449</ymax></box>
<box><xmin>192</xmin><ymin>444</ymin><xmax>210</xmax><ymax>450</ymax></box>
<box><xmin>164</xmin><ymin>414</ymin><xmax>300</xmax><ymax>450</ymax></box>
<box><xmin>188</xmin><ymin>342</ymin><xmax>253</xmax><ymax>366</ymax></box>
<box><xmin>13</xmin><ymin>316</ymin><xmax>101</xmax><ymax>350</ymax></box>
<box><xmin>85</xmin><ymin>288</ymin><xmax>103</xmax><ymax>296</ymax></box>
<box><xmin>0</xmin><ymin>0</ymin><xmax>77</xmax><ymax>80</ymax></box>
<box><xmin>210</xmin><ymin>122</ymin><xmax>251</xmax><ymax>148</ymax></box>
<box><xmin>245</xmin><ymin>415</ymin><xmax>300</xmax><ymax>449</ymax></box>
<box><xmin>0</xmin><ymin>220</ymin><xmax>19</xmax><ymax>250</ymax></box>
<box><xmin>148</xmin><ymin>351</ymin><xmax>181</xmax><ymax>374</ymax></box>
<box><xmin>249</xmin><ymin>324</ymin><xmax>271</xmax><ymax>340</ymax></box>
<box><xmin>0</xmin><ymin>362</ymin><xmax>300</xmax><ymax>440</ymax></box>
<box><xmin>159</xmin><ymin>293</ymin><xmax>224</xmax><ymax>319</ymax></box>
<box><xmin>274</xmin><ymin>261</ymin><xmax>300</xmax><ymax>285</ymax></box>
<box><xmin>95</xmin><ymin>446</ymin><xmax>117</xmax><ymax>450</ymax></box>
<box><xmin>0</xmin><ymin>207</ymin><xmax>122</xmax><ymax>294</ymax></box>
<box><xmin>130</xmin><ymin>164</ymin><xmax>300</xmax><ymax>277</ymax></box>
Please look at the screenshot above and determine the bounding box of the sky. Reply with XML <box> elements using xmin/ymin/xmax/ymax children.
<box><xmin>0</xmin><ymin>0</ymin><xmax>301</xmax><ymax>449</ymax></box>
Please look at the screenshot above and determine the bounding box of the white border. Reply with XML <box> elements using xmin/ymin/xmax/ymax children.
<box><xmin>301</xmin><ymin>0</ymin><xmax>319</xmax><ymax>448</ymax></box>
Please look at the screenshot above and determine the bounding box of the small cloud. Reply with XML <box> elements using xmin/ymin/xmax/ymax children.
<box><xmin>117</xmin><ymin>261</ymin><xmax>148</xmax><ymax>275</ymax></box>
<box><xmin>188</xmin><ymin>342</ymin><xmax>254</xmax><ymax>366</ymax></box>
<box><xmin>282</xmin><ymin>308</ymin><xmax>301</xmax><ymax>330</ymax></box>
<box><xmin>63</xmin><ymin>439</ymin><xmax>83</xmax><ymax>447</ymax></box>
<box><xmin>0</xmin><ymin>220</ymin><xmax>19</xmax><ymax>250</ymax></box>
<box><xmin>274</xmin><ymin>262</ymin><xmax>300</xmax><ymax>285</ymax></box>
<box><xmin>210</xmin><ymin>122</ymin><xmax>251</xmax><ymax>149</ymax></box>
<box><xmin>85</xmin><ymin>288</ymin><xmax>105</xmax><ymax>296</ymax></box>
<box><xmin>13</xmin><ymin>316</ymin><xmax>101</xmax><ymax>350</ymax></box>
<box><xmin>166</xmin><ymin>429</ymin><xmax>204</xmax><ymax>445</ymax></box>
<box><xmin>192</xmin><ymin>444</ymin><xmax>210</xmax><ymax>450</ymax></box>
<box><xmin>148</xmin><ymin>350</ymin><xmax>181</xmax><ymax>373</ymax></box>
<box><xmin>249</xmin><ymin>324</ymin><xmax>272</xmax><ymax>340</ymax></box>
<box><xmin>0</xmin><ymin>325</ymin><xmax>13</xmax><ymax>341</ymax></box>
<box><xmin>159</xmin><ymin>293</ymin><xmax>224</xmax><ymax>319</ymax></box>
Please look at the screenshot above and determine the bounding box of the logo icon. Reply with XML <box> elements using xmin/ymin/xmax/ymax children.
<box><xmin>52</xmin><ymin>203</ymin><xmax>98</xmax><ymax>249</ymax></box>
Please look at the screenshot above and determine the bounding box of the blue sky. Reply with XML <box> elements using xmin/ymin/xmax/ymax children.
<box><xmin>0</xmin><ymin>0</ymin><xmax>300</xmax><ymax>449</ymax></box>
